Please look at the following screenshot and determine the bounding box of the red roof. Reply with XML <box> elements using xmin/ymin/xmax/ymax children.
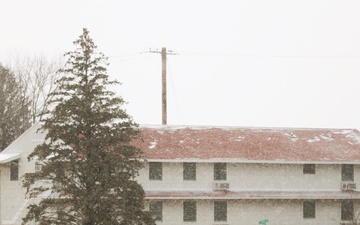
<box><xmin>145</xmin><ymin>190</ymin><xmax>360</xmax><ymax>200</ymax></box>
<box><xmin>135</xmin><ymin>125</ymin><xmax>360</xmax><ymax>163</ymax></box>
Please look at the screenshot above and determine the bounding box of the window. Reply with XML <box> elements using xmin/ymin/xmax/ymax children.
<box><xmin>149</xmin><ymin>201</ymin><xmax>163</xmax><ymax>221</ymax></box>
<box><xmin>303</xmin><ymin>164</ymin><xmax>315</xmax><ymax>174</ymax></box>
<box><xmin>341</xmin><ymin>200</ymin><xmax>354</xmax><ymax>221</ymax></box>
<box><xmin>214</xmin><ymin>163</ymin><xmax>227</xmax><ymax>181</ymax></box>
<box><xmin>214</xmin><ymin>201</ymin><xmax>227</xmax><ymax>222</ymax></box>
<box><xmin>32</xmin><ymin>131</ymin><xmax>45</xmax><ymax>142</ymax></box>
<box><xmin>10</xmin><ymin>160</ymin><xmax>19</xmax><ymax>181</ymax></box>
<box><xmin>303</xmin><ymin>200</ymin><xmax>315</xmax><ymax>218</ymax></box>
<box><xmin>183</xmin><ymin>162</ymin><xmax>196</xmax><ymax>180</ymax></box>
<box><xmin>342</xmin><ymin>164</ymin><xmax>354</xmax><ymax>182</ymax></box>
<box><xmin>183</xmin><ymin>200</ymin><xmax>196</xmax><ymax>222</ymax></box>
<box><xmin>35</xmin><ymin>161</ymin><xmax>42</xmax><ymax>172</ymax></box>
<box><xmin>149</xmin><ymin>162</ymin><xmax>162</xmax><ymax>180</ymax></box>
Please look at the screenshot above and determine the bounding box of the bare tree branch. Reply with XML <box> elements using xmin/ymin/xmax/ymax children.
<box><xmin>7</xmin><ymin>54</ymin><xmax>63</xmax><ymax>123</ymax></box>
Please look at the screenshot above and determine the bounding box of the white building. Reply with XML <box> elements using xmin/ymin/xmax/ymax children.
<box><xmin>137</xmin><ymin>125</ymin><xmax>360</xmax><ymax>225</ymax></box>
<box><xmin>0</xmin><ymin>123</ymin><xmax>45</xmax><ymax>224</ymax></box>
<box><xmin>2</xmin><ymin>123</ymin><xmax>360</xmax><ymax>225</ymax></box>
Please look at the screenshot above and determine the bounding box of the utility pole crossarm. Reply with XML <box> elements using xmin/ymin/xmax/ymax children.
<box><xmin>148</xmin><ymin>48</ymin><xmax>178</xmax><ymax>55</ymax></box>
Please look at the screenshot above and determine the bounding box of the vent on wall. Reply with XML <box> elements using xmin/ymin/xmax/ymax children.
<box><xmin>213</xmin><ymin>182</ymin><xmax>230</xmax><ymax>190</ymax></box>
<box><xmin>340</xmin><ymin>222</ymin><xmax>354</xmax><ymax>225</ymax></box>
<box><xmin>341</xmin><ymin>182</ymin><xmax>356</xmax><ymax>191</ymax></box>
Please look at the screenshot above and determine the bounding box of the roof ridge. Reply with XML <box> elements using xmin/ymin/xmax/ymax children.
<box><xmin>138</xmin><ymin>124</ymin><xmax>356</xmax><ymax>131</ymax></box>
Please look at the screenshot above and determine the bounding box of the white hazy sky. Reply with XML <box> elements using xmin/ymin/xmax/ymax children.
<box><xmin>1</xmin><ymin>0</ymin><xmax>360</xmax><ymax>129</ymax></box>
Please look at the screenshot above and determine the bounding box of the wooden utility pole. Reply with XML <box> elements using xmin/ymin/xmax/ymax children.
<box><xmin>161</xmin><ymin>48</ymin><xmax>167</xmax><ymax>125</ymax></box>
<box><xmin>149</xmin><ymin>47</ymin><xmax>177</xmax><ymax>125</ymax></box>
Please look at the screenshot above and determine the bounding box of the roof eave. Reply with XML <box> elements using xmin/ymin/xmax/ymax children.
<box><xmin>146</xmin><ymin>158</ymin><xmax>360</xmax><ymax>164</ymax></box>
<box><xmin>0</xmin><ymin>153</ymin><xmax>21</xmax><ymax>164</ymax></box>
<box><xmin>145</xmin><ymin>191</ymin><xmax>360</xmax><ymax>200</ymax></box>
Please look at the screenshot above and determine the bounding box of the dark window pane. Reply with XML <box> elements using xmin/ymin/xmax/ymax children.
<box><xmin>149</xmin><ymin>201</ymin><xmax>163</xmax><ymax>221</ymax></box>
<box><xmin>214</xmin><ymin>201</ymin><xmax>227</xmax><ymax>222</ymax></box>
<box><xmin>149</xmin><ymin>162</ymin><xmax>162</xmax><ymax>180</ymax></box>
<box><xmin>303</xmin><ymin>164</ymin><xmax>316</xmax><ymax>174</ymax></box>
<box><xmin>214</xmin><ymin>163</ymin><xmax>227</xmax><ymax>181</ymax></box>
<box><xmin>341</xmin><ymin>200</ymin><xmax>354</xmax><ymax>221</ymax></box>
<box><xmin>35</xmin><ymin>161</ymin><xmax>42</xmax><ymax>172</ymax></box>
<box><xmin>342</xmin><ymin>164</ymin><xmax>354</xmax><ymax>182</ymax></box>
<box><xmin>303</xmin><ymin>200</ymin><xmax>315</xmax><ymax>218</ymax></box>
<box><xmin>183</xmin><ymin>200</ymin><xmax>196</xmax><ymax>221</ymax></box>
<box><xmin>183</xmin><ymin>163</ymin><xmax>196</xmax><ymax>180</ymax></box>
<box><xmin>10</xmin><ymin>160</ymin><xmax>19</xmax><ymax>181</ymax></box>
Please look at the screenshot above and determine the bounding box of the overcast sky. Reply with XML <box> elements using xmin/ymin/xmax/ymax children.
<box><xmin>1</xmin><ymin>0</ymin><xmax>360</xmax><ymax>129</ymax></box>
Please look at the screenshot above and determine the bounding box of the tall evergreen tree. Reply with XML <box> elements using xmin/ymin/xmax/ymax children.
<box><xmin>0</xmin><ymin>64</ymin><xmax>31</xmax><ymax>151</ymax></box>
<box><xmin>22</xmin><ymin>29</ymin><xmax>155</xmax><ymax>225</ymax></box>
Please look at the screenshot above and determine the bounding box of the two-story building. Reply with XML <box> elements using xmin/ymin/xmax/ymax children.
<box><xmin>136</xmin><ymin>125</ymin><xmax>360</xmax><ymax>225</ymax></box>
<box><xmin>2</xmin><ymin>123</ymin><xmax>360</xmax><ymax>224</ymax></box>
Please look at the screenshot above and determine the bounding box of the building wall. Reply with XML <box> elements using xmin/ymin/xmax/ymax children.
<box><xmin>139</xmin><ymin>162</ymin><xmax>360</xmax><ymax>224</ymax></box>
<box><xmin>139</xmin><ymin>162</ymin><xmax>359</xmax><ymax>192</ymax></box>
<box><xmin>145</xmin><ymin>199</ymin><xmax>360</xmax><ymax>225</ymax></box>
<box><xmin>0</xmin><ymin>124</ymin><xmax>43</xmax><ymax>225</ymax></box>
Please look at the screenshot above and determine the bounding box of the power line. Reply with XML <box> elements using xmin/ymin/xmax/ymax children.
<box><xmin>167</xmin><ymin>55</ymin><xmax>184</xmax><ymax>125</ymax></box>
<box><xmin>109</xmin><ymin>51</ymin><xmax>360</xmax><ymax>60</ymax></box>
<box><xmin>176</xmin><ymin>51</ymin><xmax>360</xmax><ymax>59</ymax></box>
<box><xmin>108</xmin><ymin>53</ymin><xmax>143</xmax><ymax>58</ymax></box>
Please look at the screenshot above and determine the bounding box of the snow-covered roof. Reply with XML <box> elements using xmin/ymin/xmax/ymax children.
<box><xmin>135</xmin><ymin>125</ymin><xmax>360</xmax><ymax>163</ymax></box>
<box><xmin>0</xmin><ymin>153</ymin><xmax>20</xmax><ymax>164</ymax></box>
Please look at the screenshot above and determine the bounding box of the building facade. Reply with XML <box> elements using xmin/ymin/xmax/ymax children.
<box><xmin>2</xmin><ymin>123</ymin><xmax>360</xmax><ymax>224</ymax></box>
<box><xmin>136</xmin><ymin>125</ymin><xmax>360</xmax><ymax>225</ymax></box>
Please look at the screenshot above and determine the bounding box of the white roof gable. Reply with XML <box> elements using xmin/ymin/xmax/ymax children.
<box><xmin>0</xmin><ymin>153</ymin><xmax>20</xmax><ymax>164</ymax></box>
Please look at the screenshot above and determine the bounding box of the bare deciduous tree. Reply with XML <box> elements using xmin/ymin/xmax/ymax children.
<box><xmin>7</xmin><ymin>54</ymin><xmax>63</xmax><ymax>123</ymax></box>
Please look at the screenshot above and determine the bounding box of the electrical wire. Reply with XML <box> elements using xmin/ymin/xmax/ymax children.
<box><xmin>109</xmin><ymin>50</ymin><xmax>360</xmax><ymax>60</ymax></box>
<box><xmin>166</xmin><ymin>56</ymin><xmax>184</xmax><ymax>125</ymax></box>
<box><xmin>178</xmin><ymin>51</ymin><xmax>360</xmax><ymax>59</ymax></box>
